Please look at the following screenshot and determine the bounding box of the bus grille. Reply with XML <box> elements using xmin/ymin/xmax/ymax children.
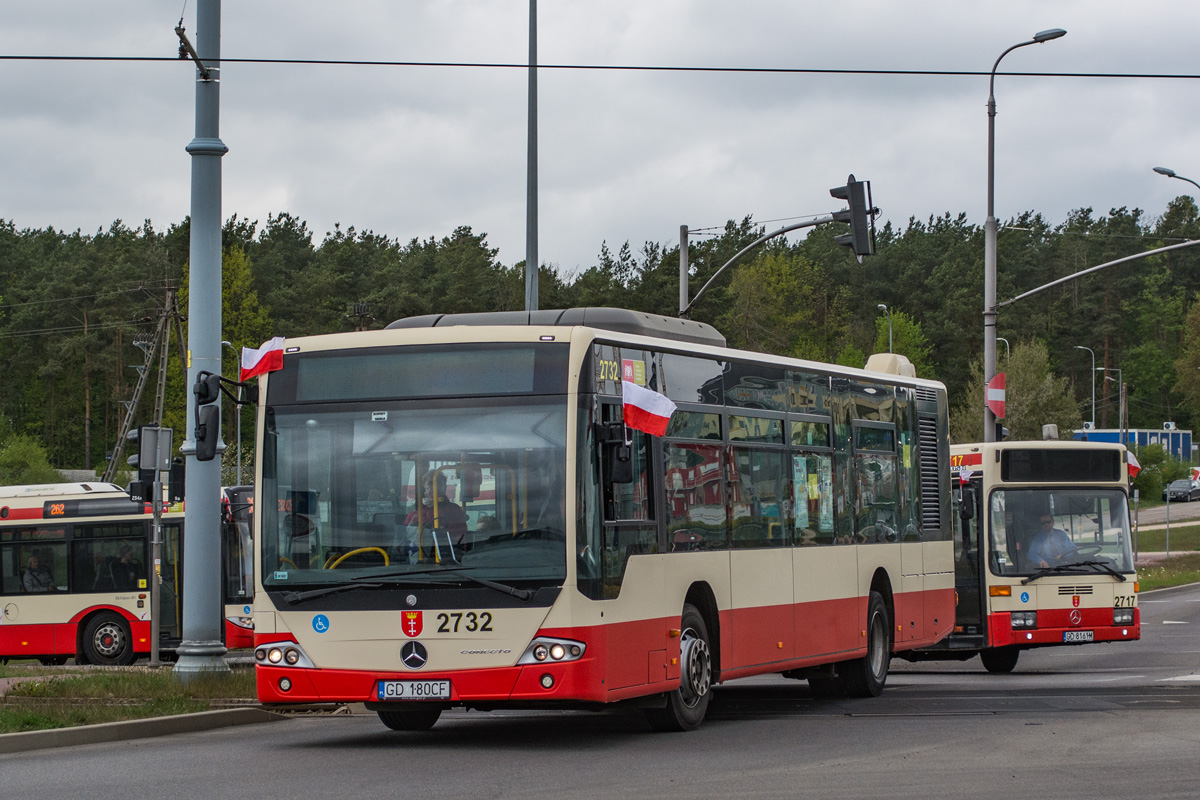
<box><xmin>918</xmin><ymin>415</ymin><xmax>941</xmax><ymax>530</ymax></box>
<box><xmin>1057</xmin><ymin>586</ymin><xmax>1095</xmax><ymax>595</ymax></box>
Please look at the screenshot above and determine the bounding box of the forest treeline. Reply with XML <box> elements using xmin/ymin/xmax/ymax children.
<box><xmin>5</xmin><ymin>195</ymin><xmax>1200</xmax><ymax>475</ymax></box>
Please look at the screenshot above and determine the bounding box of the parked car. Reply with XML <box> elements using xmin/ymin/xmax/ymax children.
<box><xmin>1163</xmin><ymin>479</ymin><xmax>1200</xmax><ymax>502</ymax></box>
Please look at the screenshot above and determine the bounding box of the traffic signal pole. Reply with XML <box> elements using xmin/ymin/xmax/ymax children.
<box><xmin>680</xmin><ymin>176</ymin><xmax>875</xmax><ymax>318</ymax></box>
<box><xmin>176</xmin><ymin>0</ymin><xmax>229</xmax><ymax>680</ymax></box>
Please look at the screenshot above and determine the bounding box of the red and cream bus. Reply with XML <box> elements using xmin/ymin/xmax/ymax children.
<box><xmin>0</xmin><ymin>482</ymin><xmax>255</xmax><ymax>664</ymax></box>
<box><xmin>251</xmin><ymin>308</ymin><xmax>956</xmax><ymax>731</ymax></box>
<box><xmin>903</xmin><ymin>440</ymin><xmax>1139</xmax><ymax>673</ymax></box>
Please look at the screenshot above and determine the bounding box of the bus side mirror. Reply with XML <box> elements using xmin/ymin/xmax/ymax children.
<box><xmin>598</xmin><ymin>422</ymin><xmax>633</xmax><ymax>484</ymax></box>
<box><xmin>958</xmin><ymin>485</ymin><xmax>976</xmax><ymax>521</ymax></box>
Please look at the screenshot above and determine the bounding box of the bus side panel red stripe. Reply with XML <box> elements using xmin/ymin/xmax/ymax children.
<box><xmin>0</xmin><ymin>622</ymin><xmax>55</xmax><ymax>657</ymax></box>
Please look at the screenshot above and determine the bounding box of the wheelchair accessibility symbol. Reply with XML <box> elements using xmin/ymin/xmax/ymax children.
<box><xmin>1020</xmin><ymin>591</ymin><xmax>1030</xmax><ymax>603</ymax></box>
<box><xmin>313</xmin><ymin>614</ymin><xmax>330</xmax><ymax>633</ymax></box>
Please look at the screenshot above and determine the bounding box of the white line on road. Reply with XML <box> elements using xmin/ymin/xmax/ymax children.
<box><xmin>1163</xmin><ymin>620</ymin><xmax>1190</xmax><ymax>624</ymax></box>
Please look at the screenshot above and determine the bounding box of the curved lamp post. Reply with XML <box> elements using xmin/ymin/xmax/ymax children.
<box><xmin>1153</xmin><ymin>166</ymin><xmax>1200</xmax><ymax>193</ymax></box>
<box><xmin>876</xmin><ymin>304</ymin><xmax>893</xmax><ymax>353</ymax></box>
<box><xmin>1098</xmin><ymin>367</ymin><xmax>1124</xmax><ymax>438</ymax></box>
<box><xmin>983</xmin><ymin>27</ymin><xmax>1067</xmax><ymax>442</ymax></box>
<box><xmin>1074</xmin><ymin>345</ymin><xmax>1095</xmax><ymax>428</ymax></box>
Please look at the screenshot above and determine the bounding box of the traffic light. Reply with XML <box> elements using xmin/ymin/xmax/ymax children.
<box><xmin>194</xmin><ymin>371</ymin><xmax>222</xmax><ymax>461</ymax></box>
<box><xmin>126</xmin><ymin>426</ymin><xmax>173</xmax><ymax>502</ymax></box>
<box><xmin>829</xmin><ymin>174</ymin><xmax>875</xmax><ymax>257</ymax></box>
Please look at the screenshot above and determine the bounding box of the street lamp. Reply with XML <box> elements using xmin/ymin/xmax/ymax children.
<box><xmin>997</xmin><ymin>337</ymin><xmax>1010</xmax><ymax>361</ymax></box>
<box><xmin>1153</xmin><ymin>166</ymin><xmax>1200</xmax><ymax>193</ymax></box>
<box><xmin>983</xmin><ymin>27</ymin><xmax>1067</xmax><ymax>443</ymax></box>
<box><xmin>221</xmin><ymin>340</ymin><xmax>242</xmax><ymax>486</ymax></box>
<box><xmin>876</xmin><ymin>304</ymin><xmax>893</xmax><ymax>353</ymax></box>
<box><xmin>1098</xmin><ymin>367</ymin><xmax>1124</xmax><ymax>440</ymax></box>
<box><xmin>1074</xmin><ymin>345</ymin><xmax>1095</xmax><ymax>428</ymax></box>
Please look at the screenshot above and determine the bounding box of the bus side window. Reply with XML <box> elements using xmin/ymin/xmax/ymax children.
<box><xmin>596</xmin><ymin>403</ymin><xmax>657</xmax><ymax>599</ymax></box>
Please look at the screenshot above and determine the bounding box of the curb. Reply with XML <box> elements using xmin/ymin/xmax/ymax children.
<box><xmin>0</xmin><ymin>707</ymin><xmax>288</xmax><ymax>756</ymax></box>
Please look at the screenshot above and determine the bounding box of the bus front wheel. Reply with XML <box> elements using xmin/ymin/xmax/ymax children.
<box><xmin>377</xmin><ymin>704</ymin><xmax>442</xmax><ymax>731</ymax></box>
<box><xmin>82</xmin><ymin>612</ymin><xmax>135</xmax><ymax>666</ymax></box>
<box><xmin>980</xmin><ymin>646</ymin><xmax>1020</xmax><ymax>673</ymax></box>
<box><xmin>646</xmin><ymin>603</ymin><xmax>713</xmax><ymax>732</ymax></box>
<box><xmin>839</xmin><ymin>591</ymin><xmax>891</xmax><ymax>698</ymax></box>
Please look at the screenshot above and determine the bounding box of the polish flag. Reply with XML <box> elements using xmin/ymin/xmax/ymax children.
<box><xmin>622</xmin><ymin>380</ymin><xmax>676</xmax><ymax>437</ymax></box>
<box><xmin>1127</xmin><ymin>451</ymin><xmax>1141</xmax><ymax>480</ymax></box>
<box><xmin>240</xmin><ymin>337</ymin><xmax>286</xmax><ymax>381</ymax></box>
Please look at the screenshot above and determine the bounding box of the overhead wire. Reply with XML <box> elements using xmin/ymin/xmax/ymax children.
<box><xmin>0</xmin><ymin>54</ymin><xmax>1197</xmax><ymax>81</ymax></box>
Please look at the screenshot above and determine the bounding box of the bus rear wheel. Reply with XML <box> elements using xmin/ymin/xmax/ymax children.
<box><xmin>82</xmin><ymin>612</ymin><xmax>135</xmax><ymax>666</ymax></box>
<box><xmin>377</xmin><ymin>705</ymin><xmax>443</xmax><ymax>731</ymax></box>
<box><xmin>979</xmin><ymin>646</ymin><xmax>1020</xmax><ymax>673</ymax></box>
<box><xmin>646</xmin><ymin>603</ymin><xmax>713</xmax><ymax>732</ymax></box>
<box><xmin>839</xmin><ymin>591</ymin><xmax>891</xmax><ymax>698</ymax></box>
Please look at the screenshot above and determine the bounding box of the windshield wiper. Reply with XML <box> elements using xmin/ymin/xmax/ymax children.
<box><xmin>281</xmin><ymin>582</ymin><xmax>384</xmax><ymax>605</ymax></box>
<box><xmin>353</xmin><ymin>566</ymin><xmax>534</xmax><ymax>601</ymax></box>
<box><xmin>1073</xmin><ymin>559</ymin><xmax>1128</xmax><ymax>582</ymax></box>
<box><xmin>1021</xmin><ymin>560</ymin><xmax>1127</xmax><ymax>585</ymax></box>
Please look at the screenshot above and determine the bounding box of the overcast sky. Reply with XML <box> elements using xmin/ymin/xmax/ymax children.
<box><xmin>2</xmin><ymin>1</ymin><xmax>1198</xmax><ymax>276</ymax></box>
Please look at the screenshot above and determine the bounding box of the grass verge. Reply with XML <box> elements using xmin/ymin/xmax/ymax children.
<box><xmin>1137</xmin><ymin>552</ymin><xmax>1200</xmax><ymax>592</ymax></box>
<box><xmin>0</xmin><ymin>666</ymin><xmax>257</xmax><ymax>734</ymax></box>
<box><xmin>1136</xmin><ymin>524</ymin><xmax>1200</xmax><ymax>552</ymax></box>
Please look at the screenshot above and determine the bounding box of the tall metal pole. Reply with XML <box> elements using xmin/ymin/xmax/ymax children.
<box><xmin>983</xmin><ymin>29</ymin><xmax>1066</xmax><ymax>443</ymax></box>
<box><xmin>524</xmin><ymin>0</ymin><xmax>538</xmax><ymax>311</ymax></box>
<box><xmin>1075</xmin><ymin>345</ymin><xmax>1095</xmax><ymax>427</ymax></box>
<box><xmin>177</xmin><ymin>0</ymin><xmax>229</xmax><ymax>679</ymax></box>
<box><xmin>679</xmin><ymin>225</ymin><xmax>689</xmax><ymax>316</ymax></box>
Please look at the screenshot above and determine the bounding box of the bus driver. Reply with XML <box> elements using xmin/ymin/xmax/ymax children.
<box><xmin>1028</xmin><ymin>514</ymin><xmax>1078</xmax><ymax>569</ymax></box>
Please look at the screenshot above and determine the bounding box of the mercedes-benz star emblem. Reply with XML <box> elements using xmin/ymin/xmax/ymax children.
<box><xmin>401</xmin><ymin>640</ymin><xmax>428</xmax><ymax>670</ymax></box>
<box><xmin>1069</xmin><ymin>609</ymin><xmax>1082</xmax><ymax>626</ymax></box>
<box><xmin>406</xmin><ymin>594</ymin><xmax>417</xmax><ymax>607</ymax></box>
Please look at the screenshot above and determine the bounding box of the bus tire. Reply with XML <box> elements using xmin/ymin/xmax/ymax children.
<box><xmin>377</xmin><ymin>705</ymin><xmax>442</xmax><ymax>731</ymax></box>
<box><xmin>979</xmin><ymin>646</ymin><xmax>1020</xmax><ymax>673</ymax></box>
<box><xmin>82</xmin><ymin>612</ymin><xmax>135</xmax><ymax>666</ymax></box>
<box><xmin>839</xmin><ymin>591</ymin><xmax>891</xmax><ymax>698</ymax></box>
<box><xmin>646</xmin><ymin>603</ymin><xmax>713</xmax><ymax>732</ymax></box>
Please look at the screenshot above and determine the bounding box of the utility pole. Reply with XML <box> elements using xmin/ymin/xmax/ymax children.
<box><xmin>176</xmin><ymin>0</ymin><xmax>229</xmax><ymax>680</ymax></box>
<box><xmin>524</xmin><ymin>0</ymin><xmax>538</xmax><ymax>311</ymax></box>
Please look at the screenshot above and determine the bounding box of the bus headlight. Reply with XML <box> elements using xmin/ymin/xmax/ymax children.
<box><xmin>1011</xmin><ymin>611</ymin><xmax>1037</xmax><ymax>629</ymax></box>
<box><xmin>255</xmin><ymin>641</ymin><xmax>316</xmax><ymax>669</ymax></box>
<box><xmin>1113</xmin><ymin>608</ymin><xmax>1134</xmax><ymax>625</ymax></box>
<box><xmin>519</xmin><ymin>636</ymin><xmax>587</xmax><ymax>665</ymax></box>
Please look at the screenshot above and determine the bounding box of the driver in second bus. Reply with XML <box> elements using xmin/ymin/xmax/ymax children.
<box><xmin>1028</xmin><ymin>514</ymin><xmax>1078</xmax><ymax>569</ymax></box>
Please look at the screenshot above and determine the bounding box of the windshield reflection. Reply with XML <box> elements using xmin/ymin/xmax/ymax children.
<box><xmin>261</xmin><ymin>399</ymin><xmax>568</xmax><ymax>589</ymax></box>
<box><xmin>988</xmin><ymin>488</ymin><xmax>1134</xmax><ymax>577</ymax></box>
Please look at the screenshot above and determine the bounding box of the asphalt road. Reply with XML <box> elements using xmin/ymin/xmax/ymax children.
<box><xmin>4</xmin><ymin>583</ymin><xmax>1199</xmax><ymax>799</ymax></box>
<box><xmin>1136</xmin><ymin>498</ymin><xmax>1200</xmax><ymax>527</ymax></box>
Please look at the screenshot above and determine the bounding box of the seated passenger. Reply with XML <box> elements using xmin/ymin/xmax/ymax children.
<box><xmin>22</xmin><ymin>555</ymin><xmax>54</xmax><ymax>592</ymax></box>
<box><xmin>406</xmin><ymin>470</ymin><xmax>468</xmax><ymax>545</ymax></box>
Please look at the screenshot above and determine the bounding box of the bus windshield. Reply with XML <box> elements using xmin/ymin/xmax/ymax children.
<box><xmin>260</xmin><ymin>397</ymin><xmax>568</xmax><ymax>590</ymax></box>
<box><xmin>987</xmin><ymin>487</ymin><xmax>1134</xmax><ymax>577</ymax></box>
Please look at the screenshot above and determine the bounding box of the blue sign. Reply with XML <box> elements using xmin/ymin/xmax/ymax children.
<box><xmin>312</xmin><ymin>614</ymin><xmax>330</xmax><ymax>633</ymax></box>
<box><xmin>1020</xmin><ymin>591</ymin><xmax>1030</xmax><ymax>603</ymax></box>
<box><xmin>243</xmin><ymin>605</ymin><xmax>251</xmax><ymax>615</ymax></box>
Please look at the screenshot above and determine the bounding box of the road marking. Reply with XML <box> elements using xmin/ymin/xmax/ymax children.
<box><xmin>1163</xmin><ymin>620</ymin><xmax>1190</xmax><ymax>625</ymax></box>
<box><xmin>1158</xmin><ymin>675</ymin><xmax>1200</xmax><ymax>683</ymax></box>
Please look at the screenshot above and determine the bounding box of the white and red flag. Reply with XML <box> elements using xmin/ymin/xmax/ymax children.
<box><xmin>240</xmin><ymin>337</ymin><xmax>286</xmax><ymax>381</ymax></box>
<box><xmin>1127</xmin><ymin>451</ymin><xmax>1141</xmax><ymax>480</ymax></box>
<box><xmin>622</xmin><ymin>380</ymin><xmax>676</xmax><ymax>437</ymax></box>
